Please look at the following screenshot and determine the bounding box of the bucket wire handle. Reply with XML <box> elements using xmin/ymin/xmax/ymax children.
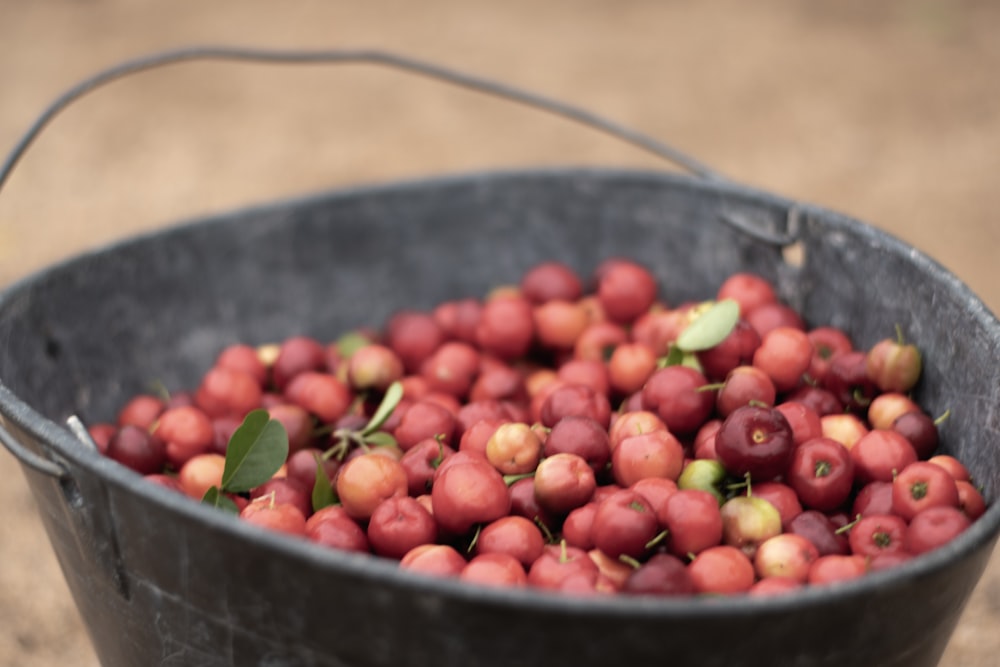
<box><xmin>0</xmin><ymin>46</ymin><xmax>730</xmax><ymax>478</ymax></box>
<box><xmin>0</xmin><ymin>45</ymin><xmax>727</xmax><ymax>196</ymax></box>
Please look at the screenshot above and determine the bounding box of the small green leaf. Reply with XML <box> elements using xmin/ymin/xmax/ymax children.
<box><xmin>202</xmin><ymin>486</ymin><xmax>240</xmax><ymax>515</ymax></box>
<box><xmin>676</xmin><ymin>299</ymin><xmax>740</xmax><ymax>352</ymax></box>
<box><xmin>221</xmin><ymin>409</ymin><xmax>289</xmax><ymax>493</ymax></box>
<box><xmin>658</xmin><ymin>344</ymin><xmax>686</xmax><ymax>368</ymax></box>
<box><xmin>361</xmin><ymin>381</ymin><xmax>404</xmax><ymax>436</ymax></box>
<box><xmin>311</xmin><ymin>459</ymin><xmax>337</xmax><ymax>512</ymax></box>
<box><xmin>658</xmin><ymin>344</ymin><xmax>704</xmax><ymax>372</ymax></box>
<box><xmin>363</xmin><ymin>431</ymin><xmax>398</xmax><ymax>448</ymax></box>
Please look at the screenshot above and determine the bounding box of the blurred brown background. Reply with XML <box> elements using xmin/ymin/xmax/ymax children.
<box><xmin>1</xmin><ymin>1</ymin><xmax>998</xmax><ymax>665</ymax></box>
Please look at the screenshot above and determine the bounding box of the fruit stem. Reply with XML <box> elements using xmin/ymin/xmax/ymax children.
<box><xmin>431</xmin><ymin>439</ymin><xmax>446</xmax><ymax>469</ymax></box>
<box><xmin>933</xmin><ymin>408</ymin><xmax>951</xmax><ymax>426</ymax></box>
<box><xmin>534</xmin><ymin>516</ymin><xmax>557</xmax><ymax>544</ymax></box>
<box><xmin>644</xmin><ymin>530</ymin><xmax>669</xmax><ymax>550</ymax></box>
<box><xmin>618</xmin><ymin>554</ymin><xmax>642</xmax><ymax>569</ymax></box>
<box><xmin>466</xmin><ymin>525</ymin><xmax>482</xmax><ymax>554</ymax></box>
<box><xmin>835</xmin><ymin>514</ymin><xmax>862</xmax><ymax>535</ymax></box>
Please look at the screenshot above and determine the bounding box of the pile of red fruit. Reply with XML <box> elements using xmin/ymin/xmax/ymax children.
<box><xmin>89</xmin><ymin>259</ymin><xmax>986</xmax><ymax>597</ymax></box>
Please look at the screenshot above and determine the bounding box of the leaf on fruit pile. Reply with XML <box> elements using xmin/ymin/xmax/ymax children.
<box><xmin>363</xmin><ymin>431</ymin><xmax>399</xmax><ymax>448</ymax></box>
<box><xmin>360</xmin><ymin>381</ymin><xmax>404</xmax><ymax>436</ymax></box>
<box><xmin>202</xmin><ymin>486</ymin><xmax>241</xmax><ymax>514</ymax></box>
<box><xmin>676</xmin><ymin>298</ymin><xmax>740</xmax><ymax>352</ymax></box>
<box><xmin>658</xmin><ymin>344</ymin><xmax>704</xmax><ymax>373</ymax></box>
<box><xmin>221</xmin><ymin>409</ymin><xmax>289</xmax><ymax>493</ymax></box>
<box><xmin>312</xmin><ymin>459</ymin><xmax>337</xmax><ymax>512</ymax></box>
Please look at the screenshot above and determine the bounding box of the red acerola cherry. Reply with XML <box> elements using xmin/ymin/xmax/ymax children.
<box><xmin>336</xmin><ymin>453</ymin><xmax>409</xmax><ymax>522</ymax></box>
<box><xmin>904</xmin><ymin>506</ymin><xmax>972</xmax><ymax>556</ymax></box>
<box><xmin>850</xmin><ymin>429</ymin><xmax>918</xmax><ymax>485</ymax></box>
<box><xmin>786</xmin><ymin>510</ymin><xmax>849</xmax><ymax>557</ymax></box>
<box><xmin>544</xmin><ymin>415</ymin><xmax>611</xmax><ymax>474</ymax></box>
<box><xmin>520</xmin><ymin>261</ymin><xmax>584</xmax><ymax>304</ymax></box>
<box><xmin>596</xmin><ymin>259</ymin><xmax>658</xmax><ymax>324</ymax></box>
<box><xmin>715</xmin><ymin>405</ymin><xmax>794</xmax><ymax>481</ymax></box>
<box><xmin>367</xmin><ymin>496</ymin><xmax>438</xmax><ymax>560</ymax></box>
<box><xmin>283</xmin><ymin>371</ymin><xmax>352</xmax><ymax>424</ymax></box>
<box><xmin>240</xmin><ymin>497</ymin><xmax>307</xmax><ymax>537</ymax></box>
<box><xmin>688</xmin><ymin>545</ymin><xmax>756</xmax><ymax>595</ymax></box>
<box><xmin>460</xmin><ymin>552</ymin><xmax>528</xmax><ymax>588</ymax></box>
<box><xmin>891</xmin><ymin>411</ymin><xmax>940</xmax><ymax>460</ymax></box>
<box><xmin>106</xmin><ymin>424</ymin><xmax>167</xmax><ymax>475</ymax></box>
<box><xmin>528</xmin><ymin>543</ymin><xmax>600</xmax><ymax>591</ymax></box>
<box><xmin>399</xmin><ymin>544</ymin><xmax>466</xmax><ymax>578</ymax></box>
<box><xmin>786</xmin><ymin>437</ymin><xmax>855</xmax><ymax>512</ymax></box>
<box><xmin>533</xmin><ymin>453</ymin><xmax>598</xmax><ymax>516</ymax></box>
<box><xmin>847</xmin><ymin>514</ymin><xmax>908</xmax><ymax>559</ymax></box>
<box><xmin>475</xmin><ymin>295</ymin><xmax>536</xmax><ymax>361</ymax></box>
<box><xmin>716</xmin><ymin>273</ymin><xmax>777</xmax><ymax>317</ymax></box>
<box><xmin>306</xmin><ymin>506</ymin><xmax>371</xmax><ymax>553</ymax></box>
<box><xmin>754</xmin><ymin>533</ymin><xmax>820</xmax><ymax>583</ymax></box>
<box><xmin>661</xmin><ymin>489</ymin><xmax>724</xmax><ymax>558</ymax></box>
<box><xmin>752</xmin><ymin>327</ymin><xmax>813</xmax><ymax>393</ymax></box>
<box><xmin>431</xmin><ymin>459</ymin><xmax>511</xmax><ymax>536</ymax></box>
<box><xmin>271</xmin><ymin>336</ymin><xmax>327</xmax><ymax>391</ymax></box>
<box><xmin>641</xmin><ymin>365</ymin><xmax>715</xmax><ymax>436</ymax></box>
<box><xmin>823</xmin><ymin>351</ymin><xmax>878</xmax><ymax>415</ymax></box>
<box><xmin>697</xmin><ymin>319</ymin><xmax>761</xmax><ymax>382</ymax></box>
<box><xmin>807</xmin><ymin>554</ymin><xmax>868</xmax><ymax>586</ymax></box>
<box><xmin>473</xmin><ymin>515</ymin><xmax>546</xmax><ymax>568</ymax></box>
<box><xmin>891</xmin><ymin>461</ymin><xmax>960</xmax><ymax>521</ymax></box>
<box><xmin>590</xmin><ymin>489</ymin><xmax>660</xmax><ymax>560</ymax></box>
<box><xmin>866</xmin><ymin>336</ymin><xmax>922</xmax><ymax>394</ymax></box>
<box><xmin>622</xmin><ymin>553</ymin><xmax>696</xmax><ymax>597</ymax></box>
<box><xmin>540</xmin><ymin>383</ymin><xmax>612</xmax><ymax>429</ymax></box>
<box><xmin>386</xmin><ymin>311</ymin><xmax>446</xmax><ymax>375</ymax></box>
<box><xmin>117</xmin><ymin>394</ymin><xmax>166</xmax><ymax>430</ymax></box>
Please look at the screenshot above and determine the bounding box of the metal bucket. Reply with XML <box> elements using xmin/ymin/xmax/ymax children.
<box><xmin>0</xmin><ymin>48</ymin><xmax>997</xmax><ymax>667</ymax></box>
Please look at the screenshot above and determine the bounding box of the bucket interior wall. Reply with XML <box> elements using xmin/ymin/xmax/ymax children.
<box><xmin>0</xmin><ymin>169</ymin><xmax>998</xmax><ymax>667</ymax></box>
<box><xmin>1</xmin><ymin>170</ymin><xmax>796</xmax><ymax>424</ymax></box>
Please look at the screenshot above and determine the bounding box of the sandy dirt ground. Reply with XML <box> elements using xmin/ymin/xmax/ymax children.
<box><xmin>1</xmin><ymin>1</ymin><xmax>999</xmax><ymax>665</ymax></box>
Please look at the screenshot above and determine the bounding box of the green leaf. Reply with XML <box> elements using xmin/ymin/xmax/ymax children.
<box><xmin>658</xmin><ymin>344</ymin><xmax>705</xmax><ymax>373</ymax></box>
<box><xmin>676</xmin><ymin>298</ymin><xmax>740</xmax><ymax>352</ymax></box>
<box><xmin>363</xmin><ymin>431</ymin><xmax>398</xmax><ymax>448</ymax></box>
<box><xmin>202</xmin><ymin>486</ymin><xmax>240</xmax><ymax>515</ymax></box>
<box><xmin>658</xmin><ymin>344</ymin><xmax>686</xmax><ymax>368</ymax></box>
<box><xmin>221</xmin><ymin>409</ymin><xmax>289</xmax><ymax>493</ymax></box>
<box><xmin>311</xmin><ymin>458</ymin><xmax>337</xmax><ymax>512</ymax></box>
<box><xmin>361</xmin><ymin>381</ymin><xmax>404</xmax><ymax>436</ymax></box>
<box><xmin>680</xmin><ymin>351</ymin><xmax>705</xmax><ymax>373</ymax></box>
